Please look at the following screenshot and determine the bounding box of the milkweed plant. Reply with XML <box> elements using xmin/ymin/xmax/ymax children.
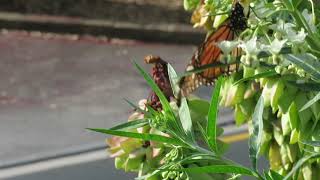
<box><xmin>89</xmin><ymin>0</ymin><xmax>320</xmax><ymax>179</ymax></box>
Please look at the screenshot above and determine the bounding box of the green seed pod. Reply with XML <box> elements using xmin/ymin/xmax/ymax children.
<box><xmin>269</xmin><ymin>142</ymin><xmax>282</xmax><ymax>171</ymax></box>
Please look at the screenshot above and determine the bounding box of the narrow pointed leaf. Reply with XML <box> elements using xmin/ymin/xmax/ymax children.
<box><xmin>109</xmin><ymin>119</ymin><xmax>149</xmax><ymax>130</ymax></box>
<box><xmin>170</xmin><ymin>165</ymin><xmax>257</xmax><ymax>177</ymax></box>
<box><xmin>234</xmin><ymin>70</ymin><xmax>277</xmax><ymax>85</ymax></box>
<box><xmin>284</xmin><ymin>153</ymin><xmax>320</xmax><ymax>180</ymax></box>
<box><xmin>249</xmin><ymin>96</ymin><xmax>264</xmax><ymax>171</ymax></box>
<box><xmin>300</xmin><ymin>91</ymin><xmax>320</xmax><ymax>111</ymax></box>
<box><xmin>207</xmin><ymin>77</ymin><xmax>224</xmax><ymax>153</ymax></box>
<box><xmin>179</xmin><ymin>97</ymin><xmax>195</xmax><ymax>143</ymax></box>
<box><xmin>287</xmin><ymin>81</ymin><xmax>320</xmax><ymax>91</ymax></box>
<box><xmin>167</xmin><ymin>63</ymin><xmax>180</xmax><ymax>98</ymax></box>
<box><xmin>284</xmin><ymin>54</ymin><xmax>320</xmax><ymax>81</ymax></box>
<box><xmin>88</xmin><ymin>128</ymin><xmax>185</xmax><ymax>146</ymax></box>
<box><xmin>300</xmin><ymin>140</ymin><xmax>320</xmax><ymax>147</ymax></box>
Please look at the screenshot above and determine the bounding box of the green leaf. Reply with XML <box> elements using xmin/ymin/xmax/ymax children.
<box><xmin>300</xmin><ymin>140</ymin><xmax>320</xmax><ymax>147</ymax></box>
<box><xmin>284</xmin><ymin>153</ymin><xmax>320</xmax><ymax>180</ymax></box>
<box><xmin>183</xmin><ymin>0</ymin><xmax>200</xmax><ymax>11</ymax></box>
<box><xmin>197</xmin><ymin>122</ymin><xmax>211</xmax><ymax>150</ymax></box>
<box><xmin>179</xmin><ymin>97</ymin><xmax>195</xmax><ymax>143</ymax></box>
<box><xmin>173</xmin><ymin>165</ymin><xmax>257</xmax><ymax>177</ymax></box>
<box><xmin>287</xmin><ymin>81</ymin><xmax>320</xmax><ymax>91</ymax></box>
<box><xmin>87</xmin><ymin>128</ymin><xmax>185</xmax><ymax>146</ymax></box>
<box><xmin>207</xmin><ymin>77</ymin><xmax>224</xmax><ymax>153</ymax></box>
<box><xmin>249</xmin><ymin>96</ymin><xmax>264</xmax><ymax>171</ymax></box>
<box><xmin>234</xmin><ymin>70</ymin><xmax>277</xmax><ymax>85</ymax></box>
<box><xmin>284</xmin><ymin>54</ymin><xmax>320</xmax><ymax>81</ymax></box>
<box><xmin>109</xmin><ymin>119</ymin><xmax>149</xmax><ymax>131</ymax></box>
<box><xmin>167</xmin><ymin>63</ymin><xmax>180</xmax><ymax>98</ymax></box>
<box><xmin>268</xmin><ymin>170</ymin><xmax>284</xmax><ymax>180</ymax></box>
<box><xmin>188</xmin><ymin>98</ymin><xmax>210</xmax><ymax>117</ymax></box>
<box><xmin>300</xmin><ymin>91</ymin><xmax>320</xmax><ymax>112</ymax></box>
<box><xmin>133</xmin><ymin>61</ymin><xmax>175</xmax><ymax>118</ymax></box>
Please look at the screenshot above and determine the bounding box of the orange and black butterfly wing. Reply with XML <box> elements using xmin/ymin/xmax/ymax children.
<box><xmin>180</xmin><ymin>24</ymin><xmax>235</xmax><ymax>96</ymax></box>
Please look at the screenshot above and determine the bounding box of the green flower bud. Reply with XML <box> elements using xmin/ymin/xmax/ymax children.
<box><xmin>290</xmin><ymin>128</ymin><xmax>299</xmax><ymax>144</ymax></box>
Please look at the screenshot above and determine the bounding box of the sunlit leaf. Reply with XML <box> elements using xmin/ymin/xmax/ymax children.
<box><xmin>207</xmin><ymin>77</ymin><xmax>224</xmax><ymax>153</ymax></box>
<box><xmin>167</xmin><ymin>63</ymin><xmax>180</xmax><ymax>98</ymax></box>
<box><xmin>249</xmin><ymin>96</ymin><xmax>264</xmax><ymax>171</ymax></box>
<box><xmin>179</xmin><ymin>97</ymin><xmax>196</xmax><ymax>143</ymax></box>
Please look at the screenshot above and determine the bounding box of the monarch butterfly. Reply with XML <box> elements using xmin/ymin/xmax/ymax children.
<box><xmin>180</xmin><ymin>0</ymin><xmax>249</xmax><ymax>96</ymax></box>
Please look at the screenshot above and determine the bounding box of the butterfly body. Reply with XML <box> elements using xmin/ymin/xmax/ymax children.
<box><xmin>180</xmin><ymin>1</ymin><xmax>248</xmax><ymax>96</ymax></box>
